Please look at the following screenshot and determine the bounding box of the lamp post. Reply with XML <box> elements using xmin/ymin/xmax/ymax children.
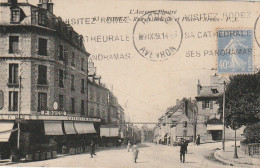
<box><xmin>222</xmin><ymin>81</ymin><xmax>226</xmax><ymax>152</ymax></box>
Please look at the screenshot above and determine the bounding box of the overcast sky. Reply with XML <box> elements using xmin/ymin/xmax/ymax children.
<box><xmin>25</xmin><ymin>0</ymin><xmax>260</xmax><ymax>125</ymax></box>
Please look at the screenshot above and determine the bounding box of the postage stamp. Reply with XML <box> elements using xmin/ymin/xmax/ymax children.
<box><xmin>133</xmin><ymin>11</ymin><xmax>183</xmax><ymax>61</ymax></box>
<box><xmin>217</xmin><ymin>30</ymin><xmax>253</xmax><ymax>74</ymax></box>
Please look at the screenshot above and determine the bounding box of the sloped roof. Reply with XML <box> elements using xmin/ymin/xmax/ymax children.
<box><xmin>198</xmin><ymin>86</ymin><xmax>223</xmax><ymax>97</ymax></box>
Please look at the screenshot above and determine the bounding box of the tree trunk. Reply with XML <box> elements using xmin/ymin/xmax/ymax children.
<box><xmin>234</xmin><ymin>129</ymin><xmax>238</xmax><ymax>158</ymax></box>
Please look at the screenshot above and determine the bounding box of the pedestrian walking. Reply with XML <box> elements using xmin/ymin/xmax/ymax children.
<box><xmin>90</xmin><ymin>141</ymin><xmax>96</xmax><ymax>158</ymax></box>
<box><xmin>118</xmin><ymin>138</ymin><xmax>122</xmax><ymax>148</ymax></box>
<box><xmin>196</xmin><ymin>135</ymin><xmax>200</xmax><ymax>146</ymax></box>
<box><xmin>184</xmin><ymin>139</ymin><xmax>189</xmax><ymax>154</ymax></box>
<box><xmin>127</xmin><ymin>141</ymin><xmax>131</xmax><ymax>152</ymax></box>
<box><xmin>132</xmin><ymin>143</ymin><xmax>139</xmax><ymax>163</ymax></box>
<box><xmin>180</xmin><ymin>138</ymin><xmax>186</xmax><ymax>163</ymax></box>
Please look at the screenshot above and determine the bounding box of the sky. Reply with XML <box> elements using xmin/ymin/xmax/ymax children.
<box><xmin>24</xmin><ymin>0</ymin><xmax>260</xmax><ymax>125</ymax></box>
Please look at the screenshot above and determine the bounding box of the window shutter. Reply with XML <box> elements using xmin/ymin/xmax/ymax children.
<box><xmin>0</xmin><ymin>91</ymin><xmax>4</xmax><ymax>110</ymax></box>
<box><xmin>210</xmin><ymin>101</ymin><xmax>213</xmax><ymax>109</ymax></box>
<box><xmin>202</xmin><ymin>101</ymin><xmax>205</xmax><ymax>109</ymax></box>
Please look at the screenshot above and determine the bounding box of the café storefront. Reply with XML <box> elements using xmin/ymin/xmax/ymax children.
<box><xmin>0</xmin><ymin>111</ymin><xmax>100</xmax><ymax>158</ymax></box>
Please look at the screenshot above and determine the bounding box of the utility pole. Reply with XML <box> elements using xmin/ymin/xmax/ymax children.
<box><xmin>222</xmin><ymin>81</ymin><xmax>226</xmax><ymax>152</ymax></box>
<box><xmin>17</xmin><ymin>76</ymin><xmax>22</xmax><ymax>149</ymax></box>
<box><xmin>193</xmin><ymin>102</ymin><xmax>198</xmax><ymax>143</ymax></box>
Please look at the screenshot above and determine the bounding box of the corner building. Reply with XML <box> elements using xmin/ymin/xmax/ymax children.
<box><xmin>0</xmin><ymin>0</ymin><xmax>99</xmax><ymax>158</ymax></box>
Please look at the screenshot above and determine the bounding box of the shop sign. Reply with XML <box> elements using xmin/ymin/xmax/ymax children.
<box><xmin>40</xmin><ymin>110</ymin><xmax>67</xmax><ymax>116</ymax></box>
<box><xmin>0</xmin><ymin>114</ymin><xmax>101</xmax><ymax>122</ymax></box>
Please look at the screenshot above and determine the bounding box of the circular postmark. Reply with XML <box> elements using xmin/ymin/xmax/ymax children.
<box><xmin>254</xmin><ymin>14</ymin><xmax>260</xmax><ymax>48</ymax></box>
<box><xmin>133</xmin><ymin>11</ymin><xmax>183</xmax><ymax>61</ymax></box>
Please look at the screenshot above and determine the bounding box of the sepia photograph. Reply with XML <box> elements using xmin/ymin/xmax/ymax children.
<box><xmin>0</xmin><ymin>0</ymin><xmax>260</xmax><ymax>167</ymax></box>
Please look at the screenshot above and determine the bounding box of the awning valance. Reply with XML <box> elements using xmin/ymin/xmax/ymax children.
<box><xmin>44</xmin><ymin>121</ymin><xmax>64</xmax><ymax>135</ymax></box>
<box><xmin>100</xmin><ymin>126</ymin><xmax>119</xmax><ymax>137</ymax></box>
<box><xmin>207</xmin><ymin>124</ymin><xmax>223</xmax><ymax>131</ymax></box>
<box><xmin>64</xmin><ymin>121</ymin><xmax>77</xmax><ymax>134</ymax></box>
<box><xmin>0</xmin><ymin>122</ymin><xmax>14</xmax><ymax>142</ymax></box>
<box><xmin>74</xmin><ymin>122</ymin><xmax>96</xmax><ymax>134</ymax></box>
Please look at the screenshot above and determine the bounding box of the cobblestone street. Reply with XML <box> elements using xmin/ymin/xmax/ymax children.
<box><xmin>6</xmin><ymin>141</ymin><xmax>258</xmax><ymax>168</ymax></box>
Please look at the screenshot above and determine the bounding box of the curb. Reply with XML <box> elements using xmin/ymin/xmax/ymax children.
<box><xmin>214</xmin><ymin>150</ymin><xmax>260</xmax><ymax>167</ymax></box>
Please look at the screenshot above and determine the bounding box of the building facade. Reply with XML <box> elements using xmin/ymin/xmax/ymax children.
<box><xmin>0</xmin><ymin>0</ymin><xmax>99</xmax><ymax>158</ymax></box>
<box><xmin>87</xmin><ymin>62</ymin><xmax>126</xmax><ymax>146</ymax></box>
<box><xmin>155</xmin><ymin>98</ymin><xmax>195</xmax><ymax>145</ymax></box>
<box><xmin>195</xmin><ymin>74</ymin><xmax>245</xmax><ymax>143</ymax></box>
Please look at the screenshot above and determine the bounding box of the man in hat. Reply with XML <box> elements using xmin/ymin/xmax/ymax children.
<box><xmin>180</xmin><ymin>138</ymin><xmax>186</xmax><ymax>163</ymax></box>
<box><xmin>90</xmin><ymin>141</ymin><xmax>96</xmax><ymax>158</ymax></box>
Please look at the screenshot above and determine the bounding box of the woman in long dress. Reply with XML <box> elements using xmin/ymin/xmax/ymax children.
<box><xmin>127</xmin><ymin>141</ymin><xmax>131</xmax><ymax>152</ymax></box>
<box><xmin>132</xmin><ymin>143</ymin><xmax>139</xmax><ymax>163</ymax></box>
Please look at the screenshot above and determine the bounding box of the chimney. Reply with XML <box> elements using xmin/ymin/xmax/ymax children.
<box><xmin>9</xmin><ymin>0</ymin><xmax>17</xmax><ymax>6</ymax></box>
<box><xmin>176</xmin><ymin>99</ymin><xmax>180</xmax><ymax>106</ymax></box>
<box><xmin>38</xmin><ymin>0</ymin><xmax>54</xmax><ymax>13</ymax></box>
<box><xmin>197</xmin><ymin>79</ymin><xmax>201</xmax><ymax>96</ymax></box>
<box><xmin>210</xmin><ymin>73</ymin><xmax>219</xmax><ymax>86</ymax></box>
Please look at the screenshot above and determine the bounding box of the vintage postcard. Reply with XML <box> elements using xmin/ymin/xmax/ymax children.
<box><xmin>0</xmin><ymin>0</ymin><xmax>260</xmax><ymax>167</ymax></box>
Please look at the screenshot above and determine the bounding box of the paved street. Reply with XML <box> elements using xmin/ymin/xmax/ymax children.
<box><xmin>5</xmin><ymin>141</ymin><xmax>255</xmax><ymax>168</ymax></box>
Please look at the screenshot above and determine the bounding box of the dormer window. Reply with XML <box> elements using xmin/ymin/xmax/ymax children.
<box><xmin>38</xmin><ymin>12</ymin><xmax>46</xmax><ymax>26</ymax></box>
<box><xmin>11</xmin><ymin>9</ymin><xmax>20</xmax><ymax>23</ymax></box>
<box><xmin>211</xmin><ymin>89</ymin><xmax>219</xmax><ymax>94</ymax></box>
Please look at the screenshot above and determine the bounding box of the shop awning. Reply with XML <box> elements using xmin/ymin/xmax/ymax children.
<box><xmin>207</xmin><ymin>124</ymin><xmax>223</xmax><ymax>131</ymax></box>
<box><xmin>74</xmin><ymin>122</ymin><xmax>96</xmax><ymax>134</ymax></box>
<box><xmin>100</xmin><ymin>127</ymin><xmax>110</xmax><ymax>137</ymax></box>
<box><xmin>0</xmin><ymin>122</ymin><xmax>15</xmax><ymax>142</ymax></box>
<box><xmin>64</xmin><ymin>121</ymin><xmax>77</xmax><ymax>134</ymax></box>
<box><xmin>44</xmin><ymin>121</ymin><xmax>64</xmax><ymax>135</ymax></box>
<box><xmin>110</xmin><ymin>128</ymin><xmax>119</xmax><ymax>137</ymax></box>
<box><xmin>100</xmin><ymin>126</ymin><xmax>119</xmax><ymax>137</ymax></box>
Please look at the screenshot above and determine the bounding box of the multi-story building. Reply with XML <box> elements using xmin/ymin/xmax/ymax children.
<box><xmin>87</xmin><ymin>68</ymin><xmax>109</xmax><ymax>121</ymax></box>
<box><xmin>155</xmin><ymin>98</ymin><xmax>196</xmax><ymax>145</ymax></box>
<box><xmin>195</xmin><ymin>74</ymin><xmax>244</xmax><ymax>143</ymax></box>
<box><xmin>88</xmin><ymin>62</ymin><xmax>126</xmax><ymax>146</ymax></box>
<box><xmin>0</xmin><ymin>0</ymin><xmax>99</xmax><ymax>158</ymax></box>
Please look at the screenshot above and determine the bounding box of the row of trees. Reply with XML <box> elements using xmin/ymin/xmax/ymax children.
<box><xmin>218</xmin><ymin>72</ymin><xmax>260</xmax><ymax>143</ymax></box>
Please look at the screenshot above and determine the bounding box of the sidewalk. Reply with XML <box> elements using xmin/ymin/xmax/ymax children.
<box><xmin>0</xmin><ymin>145</ymin><xmax>128</xmax><ymax>166</ymax></box>
<box><xmin>214</xmin><ymin>147</ymin><xmax>260</xmax><ymax>167</ymax></box>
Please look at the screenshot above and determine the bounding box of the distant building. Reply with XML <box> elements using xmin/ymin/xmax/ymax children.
<box><xmin>155</xmin><ymin>98</ymin><xmax>195</xmax><ymax>145</ymax></box>
<box><xmin>141</xmin><ymin>125</ymin><xmax>154</xmax><ymax>143</ymax></box>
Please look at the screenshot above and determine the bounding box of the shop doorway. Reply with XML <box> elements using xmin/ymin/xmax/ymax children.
<box><xmin>211</xmin><ymin>130</ymin><xmax>222</xmax><ymax>140</ymax></box>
